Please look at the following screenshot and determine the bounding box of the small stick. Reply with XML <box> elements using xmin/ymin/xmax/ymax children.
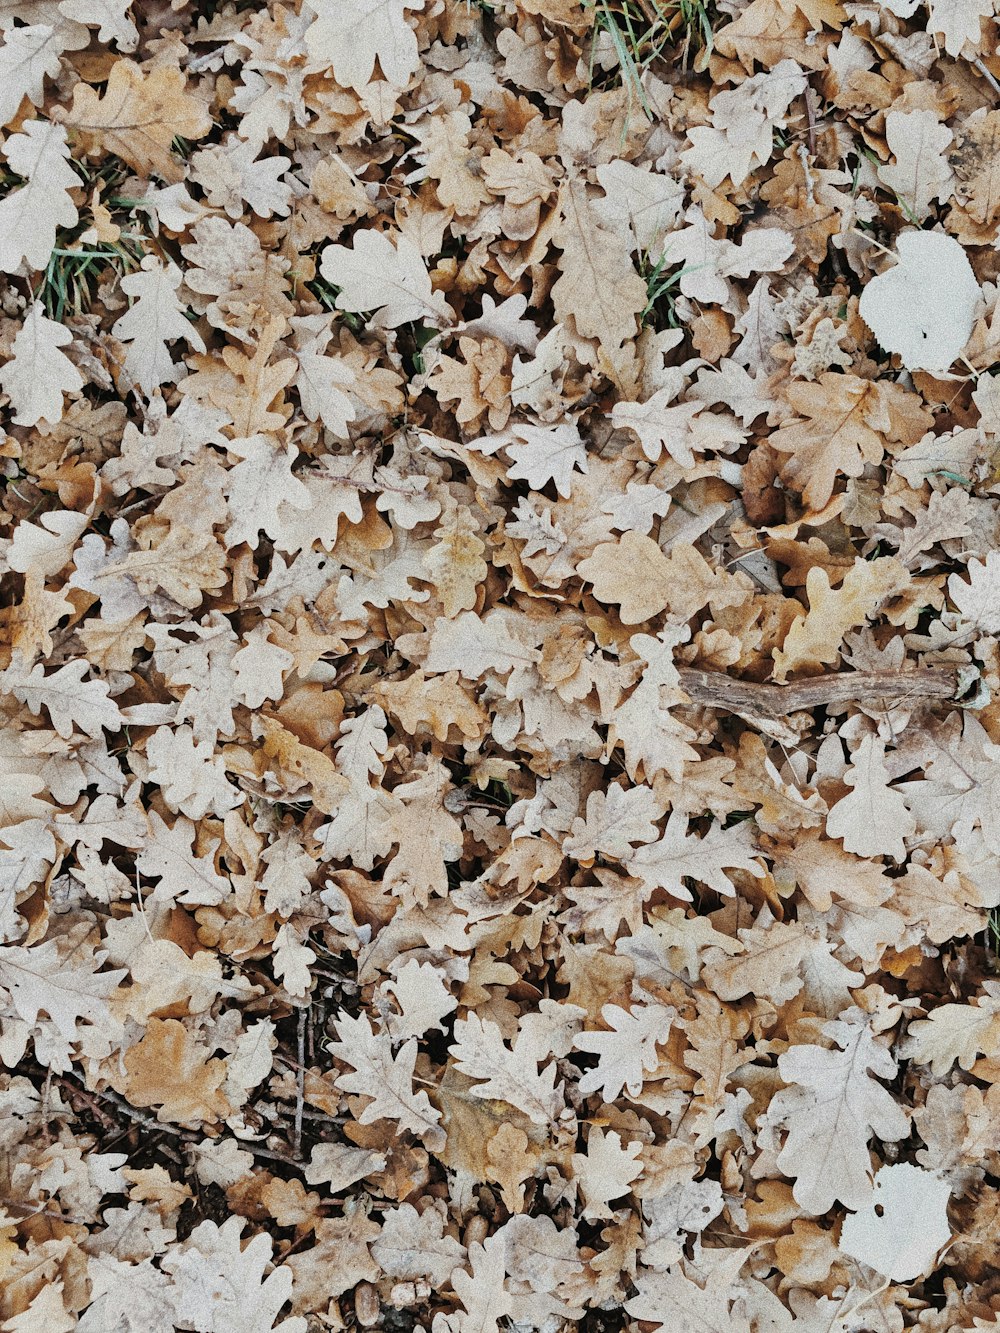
<box><xmin>676</xmin><ymin>666</ymin><xmax>960</xmax><ymax>718</ymax></box>
<box><xmin>804</xmin><ymin>78</ymin><xmax>817</xmax><ymax>156</ymax></box>
<box><xmin>40</xmin><ymin>1067</ymin><xmax>53</xmax><ymax>1146</ymax></box>
<box><xmin>294</xmin><ymin>1008</ymin><xmax>307</xmax><ymax>1160</ymax></box>
<box><xmin>59</xmin><ymin>1071</ymin><xmax>196</xmax><ymax>1140</ymax></box>
<box><xmin>972</xmin><ymin>55</ymin><xmax>1000</xmax><ymax>98</ymax></box>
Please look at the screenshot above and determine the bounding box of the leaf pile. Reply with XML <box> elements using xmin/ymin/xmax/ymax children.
<box><xmin>3</xmin><ymin>0</ymin><xmax>1000</xmax><ymax>1329</ymax></box>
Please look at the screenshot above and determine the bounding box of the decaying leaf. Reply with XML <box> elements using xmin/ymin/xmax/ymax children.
<box><xmin>1</xmin><ymin>3</ymin><xmax>998</xmax><ymax>1329</ymax></box>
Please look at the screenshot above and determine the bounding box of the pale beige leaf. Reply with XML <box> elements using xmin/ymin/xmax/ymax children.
<box><xmin>839</xmin><ymin>1163</ymin><xmax>951</xmax><ymax>1280</ymax></box>
<box><xmin>900</xmin><ymin>993</ymin><xmax>1000</xmax><ymax>1075</ymax></box>
<box><xmin>825</xmin><ymin>736</ymin><xmax>916</xmax><ymax>861</ymax></box>
<box><xmin>551</xmin><ymin>181</ymin><xmax>646</xmax><ymax>384</ymax></box>
<box><xmin>877</xmin><ymin>110</ymin><xmax>954</xmax><ymax>221</ymax></box>
<box><xmin>772</xmin><ymin>1011</ymin><xmax>909</xmax><ymax>1212</ymax></box>
<box><xmin>0</xmin><ymin>301</ymin><xmax>82</xmax><ymax>426</ymax></box>
<box><xmin>572</xmin><ymin>1128</ymin><xmax>644</xmax><ymax>1220</ymax></box>
<box><xmin>304</xmin><ymin>0</ymin><xmax>425</xmax><ymax>90</ymax></box>
<box><xmin>112</xmin><ymin>257</ymin><xmax>206</xmax><ymax>395</ymax></box>
<box><xmin>319</xmin><ymin>229</ymin><xmax>452</xmax><ymax>329</ymax></box>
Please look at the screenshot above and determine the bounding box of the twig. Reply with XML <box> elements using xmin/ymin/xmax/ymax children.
<box><xmin>54</xmin><ymin>1074</ymin><xmax>117</xmax><ymax>1130</ymax></box>
<box><xmin>971</xmin><ymin>54</ymin><xmax>1000</xmax><ymax>97</ymax></box>
<box><xmin>41</xmin><ymin>1067</ymin><xmax>53</xmax><ymax>1146</ymax></box>
<box><xmin>803</xmin><ymin>77</ymin><xmax>817</xmax><ymax>156</ymax></box>
<box><xmin>294</xmin><ymin>1008</ymin><xmax>306</xmax><ymax>1160</ymax></box>
<box><xmin>91</xmin><ymin>1089</ymin><xmax>197</xmax><ymax>1139</ymax></box>
<box><xmin>59</xmin><ymin>1071</ymin><xmax>196</xmax><ymax>1140</ymax></box>
<box><xmin>238</xmin><ymin>1141</ymin><xmax>303</xmax><ymax>1167</ymax></box>
<box><xmin>676</xmin><ymin>667</ymin><xmax>960</xmax><ymax>718</ymax></box>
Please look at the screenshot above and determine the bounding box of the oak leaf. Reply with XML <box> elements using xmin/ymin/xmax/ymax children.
<box><xmin>304</xmin><ymin>0</ymin><xmax>425</xmax><ymax>90</ymax></box>
<box><xmin>772</xmin><ymin>556</ymin><xmax>910</xmax><ymax>681</ymax></box>
<box><xmin>574</xmin><ymin>1001</ymin><xmax>675</xmax><ymax>1102</ymax></box>
<box><xmin>0</xmin><ymin>938</ymin><xmax>126</xmax><ymax>1057</ymax></box>
<box><xmin>0</xmin><ymin>25</ymin><xmax>75</xmax><ymax>131</ymax></box>
<box><xmin>162</xmin><ymin>1217</ymin><xmax>305</xmax><ymax>1333</ymax></box>
<box><xmin>563</xmin><ymin>783</ymin><xmax>662</xmax><ymax>863</ymax></box>
<box><xmin>120</xmin><ymin>1018</ymin><xmax>231</xmax><ymax>1127</ymax></box>
<box><xmin>825</xmin><ymin>736</ymin><xmax>916</xmax><ymax>861</ymax></box>
<box><xmin>370</xmin><ymin>1201</ymin><xmax>466</xmax><ymax>1285</ymax></box>
<box><xmin>625</xmin><ymin>810</ymin><xmax>765</xmax><ymax>902</ymax></box>
<box><xmin>927</xmin><ymin>0</ymin><xmax>993</xmax><ymax>56</ymax></box>
<box><xmin>449</xmin><ymin>1012</ymin><xmax>565</xmax><ymax>1125</ymax></box>
<box><xmin>949</xmin><ymin>550</ymin><xmax>1000</xmax><ymax>634</ymax></box>
<box><xmin>327</xmin><ymin>1010</ymin><xmax>445</xmax><ymax>1148</ymax></box>
<box><xmin>577</xmin><ymin>531</ymin><xmax>674</xmax><ymax>625</ymax></box>
<box><xmin>0</xmin><ymin>120</ymin><xmax>78</xmax><ymax>274</ymax></box>
<box><xmin>0</xmin><ymin>653</ymin><xmax>122</xmax><ymax>739</ymax></box>
<box><xmin>319</xmin><ymin>229</ymin><xmax>452</xmax><ymax>329</ymax></box>
<box><xmin>55</xmin><ymin>59</ymin><xmax>211</xmax><ymax>183</ymax></box>
<box><xmin>572</xmin><ymin>1128</ymin><xmax>644</xmax><ymax>1219</ymax></box>
<box><xmin>112</xmin><ymin>258</ymin><xmax>206</xmax><ymax>396</ymax></box>
<box><xmin>900</xmin><ymin>990</ymin><xmax>1000</xmax><ymax>1075</ymax></box>
<box><xmin>552</xmin><ymin>181</ymin><xmax>646</xmax><ymax>386</ymax></box>
<box><xmin>878</xmin><ymin>110</ymin><xmax>954</xmax><ymax>221</ymax></box>
<box><xmin>59</xmin><ymin>0</ymin><xmax>139</xmax><ymax>52</ymax></box>
<box><xmin>769</xmin><ymin>374</ymin><xmax>891</xmax><ymax>511</ymax></box>
<box><xmin>0</xmin><ymin>302</ymin><xmax>83</xmax><ymax>427</ymax></box>
<box><xmin>771</xmin><ymin>1010</ymin><xmax>909</xmax><ymax>1212</ymax></box>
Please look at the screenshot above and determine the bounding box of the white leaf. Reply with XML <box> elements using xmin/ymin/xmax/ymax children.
<box><xmin>371</xmin><ymin>1202</ymin><xmax>467</xmax><ymax>1285</ymax></box>
<box><xmin>0</xmin><ymin>121</ymin><xmax>78</xmax><ymax>274</ymax></box>
<box><xmin>625</xmin><ymin>810</ymin><xmax>764</xmax><ymax>902</ymax></box>
<box><xmin>948</xmin><ymin>550</ymin><xmax>1000</xmax><ymax>633</ymax></box>
<box><xmin>825</xmin><ymin>735</ymin><xmax>915</xmax><ymax>861</ymax></box>
<box><xmin>58</xmin><ymin>0</ymin><xmax>140</xmax><ymax>52</ymax></box>
<box><xmin>224</xmin><ymin>436</ymin><xmax>312</xmax><ymax>550</ymax></box>
<box><xmin>381</xmin><ymin>959</ymin><xmax>456</xmax><ymax>1039</ymax></box>
<box><xmin>927</xmin><ymin>0</ymin><xmax>993</xmax><ymax>56</ymax></box>
<box><xmin>877</xmin><ymin>110</ymin><xmax>953</xmax><ymax>222</ymax></box>
<box><xmin>449</xmin><ymin>1012</ymin><xmax>564</xmax><ymax>1125</ymax></box>
<box><xmin>273</xmin><ymin>925</ymin><xmax>316</xmax><ymax>998</ymax></box>
<box><xmin>859</xmin><ymin>230</ymin><xmax>981</xmax><ymax>373</ymax></box>
<box><xmin>772</xmin><ymin>1010</ymin><xmax>910</xmax><ymax>1212</ymax></box>
<box><xmin>112</xmin><ymin>257</ymin><xmax>206</xmax><ymax>395</ymax></box>
<box><xmin>0</xmin><ymin>655</ymin><xmax>122</xmax><ymax>739</ymax></box>
<box><xmin>574</xmin><ymin>1001</ymin><xmax>675</xmax><ymax>1101</ymax></box>
<box><xmin>145</xmin><ymin>725</ymin><xmax>243</xmax><ymax>820</ymax></box>
<box><xmin>572</xmin><ymin>1127</ymin><xmax>644</xmax><ymax>1219</ymax></box>
<box><xmin>328</xmin><ymin>1009</ymin><xmax>445</xmax><ymax>1148</ymax></box>
<box><xmin>503</xmin><ymin>422</ymin><xmax>588</xmax><ymax>497</ymax></box>
<box><xmin>295</xmin><ymin>345</ymin><xmax>358</xmax><ymax>437</ymax></box>
<box><xmin>0</xmin><ymin>25</ymin><xmax>68</xmax><ymax>129</ymax></box>
<box><xmin>162</xmin><ymin>1217</ymin><xmax>306</xmax><ymax>1333</ymax></box>
<box><xmin>563</xmin><ymin>783</ymin><xmax>662</xmax><ymax>862</ymax></box>
<box><xmin>304</xmin><ymin>0</ymin><xmax>425</xmax><ymax>91</ymax></box>
<box><xmin>0</xmin><ymin>302</ymin><xmax>83</xmax><ymax>426</ymax></box>
<box><xmin>319</xmin><ymin>229</ymin><xmax>452</xmax><ymax>329</ymax></box>
<box><xmin>0</xmin><ymin>939</ymin><xmax>126</xmax><ymax>1045</ymax></box>
<box><xmin>839</xmin><ymin>1163</ymin><xmax>951</xmax><ymax>1279</ymax></box>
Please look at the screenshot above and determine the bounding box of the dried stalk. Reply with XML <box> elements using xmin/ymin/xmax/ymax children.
<box><xmin>676</xmin><ymin>667</ymin><xmax>961</xmax><ymax>718</ymax></box>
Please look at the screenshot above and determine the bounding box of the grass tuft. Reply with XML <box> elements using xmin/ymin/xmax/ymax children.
<box><xmin>639</xmin><ymin>251</ymin><xmax>685</xmax><ymax>329</ymax></box>
<box><xmin>588</xmin><ymin>0</ymin><xmax>718</xmax><ymax>120</ymax></box>
<box><xmin>988</xmin><ymin>905</ymin><xmax>1000</xmax><ymax>963</ymax></box>
<box><xmin>39</xmin><ymin>237</ymin><xmax>146</xmax><ymax>322</ymax></box>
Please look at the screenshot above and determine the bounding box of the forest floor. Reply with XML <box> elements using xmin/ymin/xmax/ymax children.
<box><xmin>2</xmin><ymin>0</ymin><xmax>1000</xmax><ymax>1330</ymax></box>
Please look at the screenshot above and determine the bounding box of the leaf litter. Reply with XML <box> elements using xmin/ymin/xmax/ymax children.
<box><xmin>1</xmin><ymin>0</ymin><xmax>1000</xmax><ymax>1329</ymax></box>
